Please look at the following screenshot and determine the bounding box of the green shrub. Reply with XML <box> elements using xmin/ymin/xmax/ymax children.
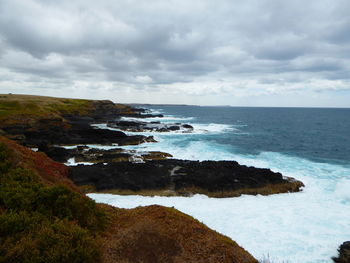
<box><xmin>0</xmin><ymin>218</ymin><xmax>100</xmax><ymax>263</ymax></box>
<box><xmin>0</xmin><ymin>211</ymin><xmax>46</xmax><ymax>238</ymax></box>
<box><xmin>0</xmin><ymin>142</ymin><xmax>107</xmax><ymax>262</ymax></box>
<box><xmin>35</xmin><ymin>185</ymin><xmax>107</xmax><ymax>231</ymax></box>
<box><xmin>0</xmin><ymin>144</ymin><xmax>10</xmax><ymax>173</ymax></box>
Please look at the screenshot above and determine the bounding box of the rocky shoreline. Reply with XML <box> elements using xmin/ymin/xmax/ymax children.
<box><xmin>0</xmin><ymin>95</ymin><xmax>304</xmax><ymax>198</ymax></box>
<box><xmin>2</xmin><ymin>94</ymin><xmax>347</xmax><ymax>262</ymax></box>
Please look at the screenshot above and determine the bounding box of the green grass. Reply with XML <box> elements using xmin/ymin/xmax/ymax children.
<box><xmin>0</xmin><ymin>143</ymin><xmax>107</xmax><ymax>263</ymax></box>
<box><xmin>46</xmin><ymin>99</ymin><xmax>91</xmax><ymax>115</ymax></box>
<box><xmin>0</xmin><ymin>96</ymin><xmax>92</xmax><ymax>119</ymax></box>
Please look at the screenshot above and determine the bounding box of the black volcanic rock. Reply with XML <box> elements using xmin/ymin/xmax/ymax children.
<box><xmin>18</xmin><ymin>119</ymin><xmax>156</xmax><ymax>147</ymax></box>
<box><xmin>0</xmin><ymin>99</ymin><xmax>157</xmax><ymax>148</ymax></box>
<box><xmin>69</xmin><ymin>159</ymin><xmax>304</xmax><ymax>196</ymax></box>
<box><xmin>182</xmin><ymin>124</ymin><xmax>194</xmax><ymax>129</ymax></box>
<box><xmin>41</xmin><ymin>145</ymin><xmax>169</xmax><ymax>164</ymax></box>
<box><xmin>70</xmin><ymin>162</ymin><xmax>171</xmax><ymax>191</ymax></box>
<box><xmin>38</xmin><ymin>145</ymin><xmax>73</xmax><ymax>163</ymax></box>
<box><xmin>108</xmin><ymin>120</ymin><xmax>194</xmax><ymax>133</ymax></box>
<box><xmin>119</xmin><ymin>113</ymin><xmax>164</xmax><ymax>118</ymax></box>
<box><xmin>333</xmin><ymin>241</ymin><xmax>350</xmax><ymax>263</ymax></box>
<box><xmin>169</xmin><ymin>126</ymin><xmax>180</xmax><ymax>131</ymax></box>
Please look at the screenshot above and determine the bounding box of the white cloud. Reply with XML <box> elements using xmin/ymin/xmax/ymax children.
<box><xmin>135</xmin><ymin>75</ymin><xmax>153</xmax><ymax>84</ymax></box>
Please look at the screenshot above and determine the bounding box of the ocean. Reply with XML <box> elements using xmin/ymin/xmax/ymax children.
<box><xmin>89</xmin><ymin>106</ymin><xmax>350</xmax><ymax>263</ymax></box>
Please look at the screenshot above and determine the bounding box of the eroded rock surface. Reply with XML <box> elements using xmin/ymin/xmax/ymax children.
<box><xmin>69</xmin><ymin>159</ymin><xmax>304</xmax><ymax>197</ymax></box>
<box><xmin>40</xmin><ymin>145</ymin><xmax>171</xmax><ymax>164</ymax></box>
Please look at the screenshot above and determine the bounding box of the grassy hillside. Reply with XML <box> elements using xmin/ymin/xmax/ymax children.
<box><xmin>0</xmin><ymin>94</ymin><xmax>133</xmax><ymax>125</ymax></box>
<box><xmin>0</xmin><ymin>94</ymin><xmax>92</xmax><ymax>118</ymax></box>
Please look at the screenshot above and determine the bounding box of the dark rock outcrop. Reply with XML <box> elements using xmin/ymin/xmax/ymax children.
<box><xmin>0</xmin><ymin>98</ymin><xmax>155</xmax><ymax>147</ymax></box>
<box><xmin>42</xmin><ymin>145</ymin><xmax>172</xmax><ymax>164</ymax></box>
<box><xmin>22</xmin><ymin>125</ymin><xmax>155</xmax><ymax>147</ymax></box>
<box><xmin>107</xmin><ymin>120</ymin><xmax>193</xmax><ymax>133</ymax></box>
<box><xmin>2</xmin><ymin>113</ymin><xmax>156</xmax><ymax>148</ymax></box>
<box><xmin>69</xmin><ymin>159</ymin><xmax>304</xmax><ymax>197</ymax></box>
<box><xmin>117</xmin><ymin>113</ymin><xmax>164</xmax><ymax>118</ymax></box>
<box><xmin>333</xmin><ymin>241</ymin><xmax>350</xmax><ymax>263</ymax></box>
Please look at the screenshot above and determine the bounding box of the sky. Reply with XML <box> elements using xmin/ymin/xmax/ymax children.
<box><xmin>0</xmin><ymin>0</ymin><xmax>350</xmax><ymax>107</ymax></box>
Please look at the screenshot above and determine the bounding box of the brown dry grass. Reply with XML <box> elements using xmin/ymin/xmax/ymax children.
<box><xmin>101</xmin><ymin>205</ymin><xmax>258</xmax><ymax>263</ymax></box>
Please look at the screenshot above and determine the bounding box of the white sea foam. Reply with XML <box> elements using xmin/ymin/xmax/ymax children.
<box><xmin>91</xmin><ymin>123</ymin><xmax>124</xmax><ymax>132</ymax></box>
<box><xmin>91</xmin><ymin>121</ymin><xmax>237</xmax><ymax>136</ymax></box>
<box><xmin>61</xmin><ymin>143</ymin><xmax>120</xmax><ymax>150</ymax></box>
<box><xmin>65</xmin><ymin>157</ymin><xmax>94</xmax><ymax>166</ymax></box>
<box><xmin>88</xmin><ymin>148</ymin><xmax>350</xmax><ymax>263</ymax></box>
<box><xmin>120</xmin><ymin>115</ymin><xmax>194</xmax><ymax>122</ymax></box>
<box><xmin>190</xmin><ymin>123</ymin><xmax>237</xmax><ymax>134</ymax></box>
<box><xmin>92</xmin><ymin>122</ymin><xmax>236</xmax><ymax>136</ymax></box>
<box><xmin>147</xmin><ymin>108</ymin><xmax>164</xmax><ymax>115</ymax></box>
<box><xmin>335</xmin><ymin>178</ymin><xmax>350</xmax><ymax>202</ymax></box>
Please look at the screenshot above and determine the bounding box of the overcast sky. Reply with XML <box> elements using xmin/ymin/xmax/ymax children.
<box><xmin>0</xmin><ymin>0</ymin><xmax>350</xmax><ymax>107</ymax></box>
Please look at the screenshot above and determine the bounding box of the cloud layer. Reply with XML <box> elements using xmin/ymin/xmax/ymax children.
<box><xmin>0</xmin><ymin>0</ymin><xmax>349</xmax><ymax>106</ymax></box>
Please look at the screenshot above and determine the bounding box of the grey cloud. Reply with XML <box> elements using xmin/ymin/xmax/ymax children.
<box><xmin>0</xmin><ymin>0</ymin><xmax>349</xmax><ymax>106</ymax></box>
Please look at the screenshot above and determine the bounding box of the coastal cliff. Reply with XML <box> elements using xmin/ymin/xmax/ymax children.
<box><xmin>0</xmin><ymin>94</ymin><xmax>153</xmax><ymax>147</ymax></box>
<box><xmin>0</xmin><ymin>135</ymin><xmax>258</xmax><ymax>263</ymax></box>
<box><xmin>0</xmin><ymin>94</ymin><xmax>307</xmax><ymax>262</ymax></box>
<box><xmin>0</xmin><ymin>94</ymin><xmax>304</xmax><ymax>198</ymax></box>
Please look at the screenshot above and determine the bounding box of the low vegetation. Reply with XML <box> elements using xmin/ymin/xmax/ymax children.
<box><xmin>0</xmin><ymin>94</ymin><xmax>133</xmax><ymax>126</ymax></box>
<box><xmin>0</xmin><ymin>94</ymin><xmax>91</xmax><ymax>118</ymax></box>
<box><xmin>101</xmin><ymin>205</ymin><xmax>259</xmax><ymax>263</ymax></box>
<box><xmin>0</xmin><ymin>142</ymin><xmax>107</xmax><ymax>263</ymax></box>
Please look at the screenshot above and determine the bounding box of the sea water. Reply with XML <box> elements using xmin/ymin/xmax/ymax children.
<box><xmin>88</xmin><ymin>106</ymin><xmax>350</xmax><ymax>263</ymax></box>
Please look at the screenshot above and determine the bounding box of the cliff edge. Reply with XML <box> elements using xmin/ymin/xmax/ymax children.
<box><xmin>0</xmin><ymin>135</ymin><xmax>258</xmax><ymax>263</ymax></box>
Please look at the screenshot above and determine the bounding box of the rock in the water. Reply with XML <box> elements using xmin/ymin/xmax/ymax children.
<box><xmin>41</xmin><ymin>145</ymin><xmax>170</xmax><ymax>164</ymax></box>
<box><xmin>108</xmin><ymin>120</ymin><xmax>194</xmax><ymax>133</ymax></box>
<box><xmin>333</xmin><ymin>241</ymin><xmax>350</xmax><ymax>263</ymax></box>
<box><xmin>69</xmin><ymin>159</ymin><xmax>304</xmax><ymax>197</ymax></box>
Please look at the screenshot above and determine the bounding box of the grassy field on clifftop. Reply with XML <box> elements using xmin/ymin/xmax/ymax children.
<box><xmin>0</xmin><ymin>94</ymin><xmax>92</xmax><ymax>118</ymax></box>
<box><xmin>0</xmin><ymin>94</ymin><xmax>133</xmax><ymax>122</ymax></box>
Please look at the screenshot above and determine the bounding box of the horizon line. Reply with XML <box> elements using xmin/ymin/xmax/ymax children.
<box><xmin>126</xmin><ymin>103</ymin><xmax>350</xmax><ymax>109</ymax></box>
